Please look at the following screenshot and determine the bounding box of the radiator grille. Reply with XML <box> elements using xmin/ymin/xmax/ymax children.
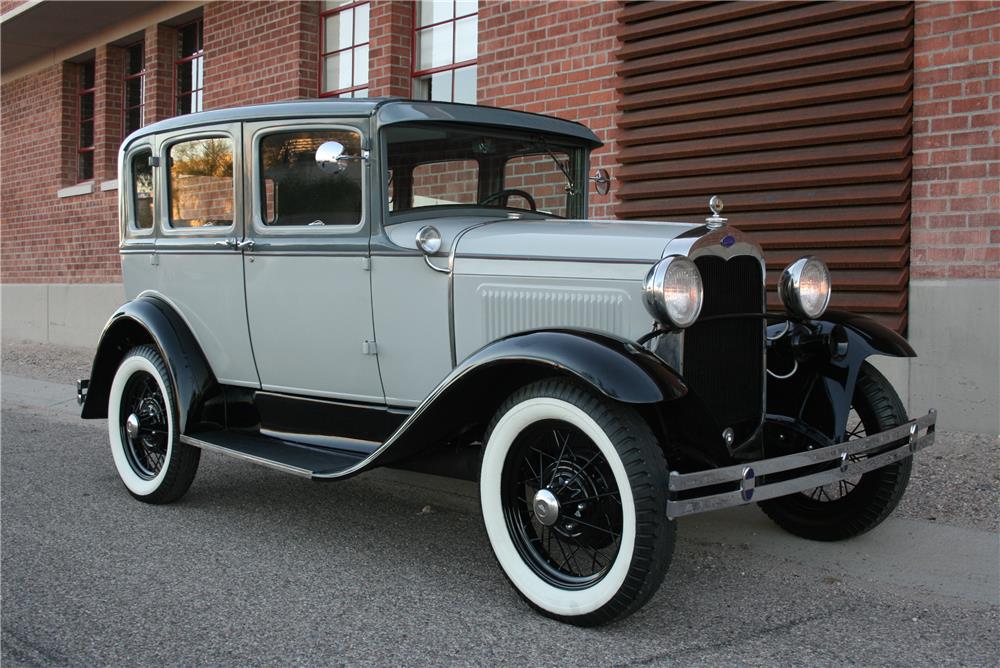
<box><xmin>682</xmin><ymin>255</ymin><xmax>764</xmax><ymax>437</ymax></box>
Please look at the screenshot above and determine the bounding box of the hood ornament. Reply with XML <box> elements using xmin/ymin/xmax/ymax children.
<box><xmin>705</xmin><ymin>195</ymin><xmax>727</xmax><ymax>229</ymax></box>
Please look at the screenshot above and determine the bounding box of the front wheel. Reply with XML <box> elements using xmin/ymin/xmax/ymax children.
<box><xmin>480</xmin><ymin>380</ymin><xmax>674</xmax><ymax>626</ymax></box>
<box><xmin>107</xmin><ymin>344</ymin><xmax>200</xmax><ymax>503</ymax></box>
<box><xmin>759</xmin><ymin>362</ymin><xmax>912</xmax><ymax>541</ymax></box>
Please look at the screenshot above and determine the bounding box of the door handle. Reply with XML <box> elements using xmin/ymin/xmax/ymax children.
<box><xmin>214</xmin><ymin>239</ymin><xmax>238</xmax><ymax>249</ymax></box>
<box><xmin>235</xmin><ymin>239</ymin><xmax>255</xmax><ymax>251</ymax></box>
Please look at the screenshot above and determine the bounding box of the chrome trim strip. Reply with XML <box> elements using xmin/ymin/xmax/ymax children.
<box><xmin>446</xmin><ymin>218</ymin><xmax>511</xmax><ymax>368</ymax></box>
<box><xmin>180</xmin><ymin>434</ymin><xmax>314</xmax><ymax>478</ymax></box>
<box><xmin>665</xmin><ymin>410</ymin><xmax>937</xmax><ymax>518</ymax></box>
<box><xmin>455</xmin><ymin>253</ymin><xmax>655</xmax><ymax>265</ymax></box>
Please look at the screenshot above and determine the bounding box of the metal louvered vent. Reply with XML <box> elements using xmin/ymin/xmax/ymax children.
<box><xmin>616</xmin><ymin>1</ymin><xmax>913</xmax><ymax>333</ymax></box>
<box><xmin>682</xmin><ymin>255</ymin><xmax>765</xmax><ymax>441</ymax></box>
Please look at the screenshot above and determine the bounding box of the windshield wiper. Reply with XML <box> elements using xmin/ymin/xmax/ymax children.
<box><xmin>535</xmin><ymin>135</ymin><xmax>577</xmax><ymax>195</ymax></box>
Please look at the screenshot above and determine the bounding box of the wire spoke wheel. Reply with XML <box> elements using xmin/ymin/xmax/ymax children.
<box><xmin>502</xmin><ymin>420</ymin><xmax>623</xmax><ymax>588</ymax></box>
<box><xmin>802</xmin><ymin>408</ymin><xmax>865</xmax><ymax>503</ymax></box>
<box><xmin>119</xmin><ymin>370</ymin><xmax>169</xmax><ymax>479</ymax></box>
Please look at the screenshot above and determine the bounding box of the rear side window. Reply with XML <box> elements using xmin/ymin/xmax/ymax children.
<box><xmin>259</xmin><ymin>129</ymin><xmax>363</xmax><ymax>227</ymax></box>
<box><xmin>168</xmin><ymin>137</ymin><xmax>234</xmax><ymax>228</ymax></box>
<box><xmin>131</xmin><ymin>149</ymin><xmax>153</xmax><ymax>230</ymax></box>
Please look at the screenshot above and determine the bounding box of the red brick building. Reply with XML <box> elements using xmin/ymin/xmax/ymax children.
<box><xmin>1</xmin><ymin>0</ymin><xmax>997</xmax><ymax>432</ymax></box>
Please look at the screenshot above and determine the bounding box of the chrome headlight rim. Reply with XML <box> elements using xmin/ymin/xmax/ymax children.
<box><xmin>642</xmin><ymin>255</ymin><xmax>704</xmax><ymax>329</ymax></box>
<box><xmin>778</xmin><ymin>256</ymin><xmax>832</xmax><ymax>320</ymax></box>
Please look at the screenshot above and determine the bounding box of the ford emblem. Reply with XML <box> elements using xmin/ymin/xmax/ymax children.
<box><xmin>721</xmin><ymin>235</ymin><xmax>735</xmax><ymax>248</ymax></box>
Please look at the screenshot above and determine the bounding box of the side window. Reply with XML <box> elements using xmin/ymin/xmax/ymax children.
<box><xmin>412</xmin><ymin>160</ymin><xmax>479</xmax><ymax>208</ymax></box>
<box><xmin>168</xmin><ymin>137</ymin><xmax>234</xmax><ymax>228</ymax></box>
<box><xmin>131</xmin><ymin>149</ymin><xmax>154</xmax><ymax>230</ymax></box>
<box><xmin>260</xmin><ymin>129</ymin><xmax>363</xmax><ymax>226</ymax></box>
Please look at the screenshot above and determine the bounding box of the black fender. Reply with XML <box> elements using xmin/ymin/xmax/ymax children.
<box><xmin>766</xmin><ymin>311</ymin><xmax>915</xmax><ymax>444</ymax></box>
<box><xmin>81</xmin><ymin>296</ymin><xmax>222</xmax><ymax>433</ymax></box>
<box><xmin>335</xmin><ymin>329</ymin><xmax>688</xmax><ymax>474</ymax></box>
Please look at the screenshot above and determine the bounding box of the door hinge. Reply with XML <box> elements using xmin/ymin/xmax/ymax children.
<box><xmin>361</xmin><ymin>256</ymin><xmax>371</xmax><ymax>271</ymax></box>
<box><xmin>361</xmin><ymin>340</ymin><xmax>378</xmax><ymax>355</ymax></box>
<box><xmin>150</xmin><ymin>253</ymin><xmax>159</xmax><ymax>266</ymax></box>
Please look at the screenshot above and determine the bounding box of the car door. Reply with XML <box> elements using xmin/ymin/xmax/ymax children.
<box><xmin>151</xmin><ymin>124</ymin><xmax>260</xmax><ymax>388</ymax></box>
<box><xmin>242</xmin><ymin>120</ymin><xmax>383</xmax><ymax>404</ymax></box>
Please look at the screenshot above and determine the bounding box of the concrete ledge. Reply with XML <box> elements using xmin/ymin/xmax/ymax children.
<box><xmin>2</xmin><ymin>283</ymin><xmax>125</xmax><ymax>347</ymax></box>
<box><xmin>56</xmin><ymin>182</ymin><xmax>94</xmax><ymax>198</ymax></box>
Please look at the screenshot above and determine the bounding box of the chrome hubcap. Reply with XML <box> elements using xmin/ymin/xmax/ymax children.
<box><xmin>532</xmin><ymin>488</ymin><xmax>560</xmax><ymax>527</ymax></box>
<box><xmin>125</xmin><ymin>413</ymin><xmax>141</xmax><ymax>440</ymax></box>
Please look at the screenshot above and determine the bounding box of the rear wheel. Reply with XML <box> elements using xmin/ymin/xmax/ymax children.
<box><xmin>480</xmin><ymin>379</ymin><xmax>674</xmax><ymax>626</ymax></box>
<box><xmin>760</xmin><ymin>363</ymin><xmax>911</xmax><ymax>541</ymax></box>
<box><xmin>107</xmin><ymin>345</ymin><xmax>200</xmax><ymax>503</ymax></box>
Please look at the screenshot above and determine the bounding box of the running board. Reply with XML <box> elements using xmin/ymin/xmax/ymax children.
<box><xmin>180</xmin><ymin>430</ymin><xmax>370</xmax><ymax>478</ymax></box>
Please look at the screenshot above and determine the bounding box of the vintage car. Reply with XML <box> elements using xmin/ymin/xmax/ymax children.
<box><xmin>78</xmin><ymin>99</ymin><xmax>936</xmax><ymax>626</ymax></box>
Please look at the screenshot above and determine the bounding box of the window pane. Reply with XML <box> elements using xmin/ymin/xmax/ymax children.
<box><xmin>417</xmin><ymin>23</ymin><xmax>453</xmax><ymax>70</ymax></box>
<box><xmin>323</xmin><ymin>52</ymin><xmax>353</xmax><ymax>91</ymax></box>
<box><xmin>355</xmin><ymin>88</ymin><xmax>368</xmax><ymax>98</ymax></box>
<box><xmin>419</xmin><ymin>0</ymin><xmax>453</xmax><ymax>26</ymax></box>
<box><xmin>179</xmin><ymin>22</ymin><xmax>200</xmax><ymax>58</ymax></box>
<box><xmin>131</xmin><ymin>151</ymin><xmax>154</xmax><ymax>229</ymax></box>
<box><xmin>354</xmin><ymin>3</ymin><xmax>369</xmax><ymax>45</ymax></box>
<box><xmin>80</xmin><ymin>61</ymin><xmax>95</xmax><ymax>89</ymax></box>
<box><xmin>428</xmin><ymin>70</ymin><xmax>452</xmax><ymax>101</ymax></box>
<box><xmin>191</xmin><ymin>89</ymin><xmax>203</xmax><ymax>113</ymax></box>
<box><xmin>177</xmin><ymin>59</ymin><xmax>194</xmax><ymax>93</ymax></box>
<box><xmin>169</xmin><ymin>138</ymin><xmax>234</xmax><ymax>228</ymax></box>
<box><xmin>324</xmin><ymin>8</ymin><xmax>353</xmax><ymax>52</ymax></box>
<box><xmin>80</xmin><ymin>92</ymin><xmax>94</xmax><ymax>121</ymax></box>
<box><xmin>454</xmin><ymin>16</ymin><xmax>477</xmax><ymax>62</ymax></box>
<box><xmin>259</xmin><ymin>130</ymin><xmax>363</xmax><ymax>226</ymax></box>
<box><xmin>453</xmin><ymin>65</ymin><xmax>476</xmax><ymax>104</ymax></box>
<box><xmin>354</xmin><ymin>45</ymin><xmax>369</xmax><ymax>85</ymax></box>
<box><xmin>78</xmin><ymin>151</ymin><xmax>93</xmax><ymax>181</ymax></box>
<box><xmin>125</xmin><ymin>43</ymin><xmax>144</xmax><ymax>75</ymax></box>
<box><xmin>125</xmin><ymin>77</ymin><xmax>143</xmax><ymax>108</ymax></box>
<box><xmin>322</xmin><ymin>0</ymin><xmax>351</xmax><ymax>10</ymax></box>
<box><xmin>413</xmin><ymin>160</ymin><xmax>479</xmax><ymax>207</ymax></box>
<box><xmin>504</xmin><ymin>152</ymin><xmax>570</xmax><ymax>217</ymax></box>
<box><xmin>80</xmin><ymin>119</ymin><xmax>94</xmax><ymax>148</ymax></box>
<box><xmin>455</xmin><ymin>0</ymin><xmax>478</xmax><ymax>17</ymax></box>
<box><xmin>125</xmin><ymin>107</ymin><xmax>143</xmax><ymax>135</ymax></box>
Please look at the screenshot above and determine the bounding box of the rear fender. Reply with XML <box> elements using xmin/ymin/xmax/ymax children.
<box><xmin>81</xmin><ymin>297</ymin><xmax>222</xmax><ymax>433</ymax></box>
<box><xmin>766</xmin><ymin>311</ymin><xmax>915</xmax><ymax>443</ymax></box>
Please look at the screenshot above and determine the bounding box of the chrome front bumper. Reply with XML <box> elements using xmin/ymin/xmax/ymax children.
<box><xmin>666</xmin><ymin>410</ymin><xmax>937</xmax><ymax>519</ymax></box>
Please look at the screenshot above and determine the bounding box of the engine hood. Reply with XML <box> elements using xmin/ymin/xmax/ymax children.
<box><xmin>454</xmin><ymin>218</ymin><xmax>698</xmax><ymax>263</ymax></box>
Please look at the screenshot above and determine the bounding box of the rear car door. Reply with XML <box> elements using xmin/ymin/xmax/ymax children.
<box><xmin>241</xmin><ymin>120</ymin><xmax>383</xmax><ymax>403</ymax></box>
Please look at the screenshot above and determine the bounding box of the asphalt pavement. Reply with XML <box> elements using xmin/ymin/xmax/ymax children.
<box><xmin>2</xmin><ymin>372</ymin><xmax>998</xmax><ymax>666</ymax></box>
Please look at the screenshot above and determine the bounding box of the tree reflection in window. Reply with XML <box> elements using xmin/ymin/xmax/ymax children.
<box><xmin>168</xmin><ymin>138</ymin><xmax>233</xmax><ymax>228</ymax></box>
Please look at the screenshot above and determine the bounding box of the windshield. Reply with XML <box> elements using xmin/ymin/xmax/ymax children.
<box><xmin>383</xmin><ymin>122</ymin><xmax>586</xmax><ymax>220</ymax></box>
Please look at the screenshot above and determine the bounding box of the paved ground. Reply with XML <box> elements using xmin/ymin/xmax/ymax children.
<box><xmin>2</xmin><ymin>343</ymin><xmax>998</xmax><ymax>666</ymax></box>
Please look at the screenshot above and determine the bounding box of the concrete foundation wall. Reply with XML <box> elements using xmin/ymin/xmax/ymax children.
<box><xmin>1</xmin><ymin>283</ymin><xmax>125</xmax><ymax>347</ymax></box>
<box><xmin>3</xmin><ymin>279</ymin><xmax>997</xmax><ymax>435</ymax></box>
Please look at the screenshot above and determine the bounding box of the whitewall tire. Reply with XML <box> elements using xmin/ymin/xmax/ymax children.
<box><xmin>107</xmin><ymin>345</ymin><xmax>200</xmax><ymax>503</ymax></box>
<box><xmin>481</xmin><ymin>380</ymin><xmax>675</xmax><ymax>626</ymax></box>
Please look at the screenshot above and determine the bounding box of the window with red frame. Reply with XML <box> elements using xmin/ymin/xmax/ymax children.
<box><xmin>123</xmin><ymin>41</ymin><xmax>145</xmax><ymax>137</ymax></box>
<box><xmin>412</xmin><ymin>0</ymin><xmax>477</xmax><ymax>103</ymax></box>
<box><xmin>78</xmin><ymin>60</ymin><xmax>96</xmax><ymax>181</ymax></box>
<box><xmin>176</xmin><ymin>19</ymin><xmax>204</xmax><ymax>115</ymax></box>
<box><xmin>320</xmin><ymin>1</ymin><xmax>370</xmax><ymax>98</ymax></box>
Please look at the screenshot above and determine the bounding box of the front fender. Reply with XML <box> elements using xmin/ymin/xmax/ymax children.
<box><xmin>81</xmin><ymin>297</ymin><xmax>221</xmax><ymax>433</ymax></box>
<box><xmin>767</xmin><ymin>312</ymin><xmax>915</xmax><ymax>443</ymax></box>
<box><xmin>317</xmin><ymin>329</ymin><xmax>688</xmax><ymax>476</ymax></box>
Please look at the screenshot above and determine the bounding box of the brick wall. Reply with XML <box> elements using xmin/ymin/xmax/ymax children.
<box><xmin>203</xmin><ymin>0</ymin><xmax>319</xmax><ymax>108</ymax></box>
<box><xmin>912</xmin><ymin>1</ymin><xmax>999</xmax><ymax>279</ymax></box>
<box><xmin>1</xmin><ymin>65</ymin><xmax>120</xmax><ymax>284</ymax></box>
<box><xmin>477</xmin><ymin>0</ymin><xmax>620</xmax><ymax>219</ymax></box>
<box><xmin>369</xmin><ymin>0</ymin><xmax>412</xmax><ymax>97</ymax></box>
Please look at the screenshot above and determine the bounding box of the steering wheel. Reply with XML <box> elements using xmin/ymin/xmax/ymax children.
<box><xmin>479</xmin><ymin>189</ymin><xmax>537</xmax><ymax>211</ymax></box>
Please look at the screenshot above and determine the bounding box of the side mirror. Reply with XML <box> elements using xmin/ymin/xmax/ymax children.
<box><xmin>315</xmin><ymin>141</ymin><xmax>346</xmax><ymax>174</ymax></box>
<box><xmin>590</xmin><ymin>168</ymin><xmax>611</xmax><ymax>196</ymax></box>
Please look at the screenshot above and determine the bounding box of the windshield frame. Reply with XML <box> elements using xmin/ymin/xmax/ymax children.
<box><xmin>378</xmin><ymin>121</ymin><xmax>591</xmax><ymax>224</ymax></box>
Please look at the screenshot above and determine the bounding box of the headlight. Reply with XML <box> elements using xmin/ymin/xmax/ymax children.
<box><xmin>642</xmin><ymin>256</ymin><xmax>704</xmax><ymax>328</ymax></box>
<box><xmin>778</xmin><ymin>257</ymin><xmax>831</xmax><ymax>319</ymax></box>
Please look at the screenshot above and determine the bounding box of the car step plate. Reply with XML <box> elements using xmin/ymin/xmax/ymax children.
<box><xmin>180</xmin><ymin>430</ymin><xmax>369</xmax><ymax>479</ymax></box>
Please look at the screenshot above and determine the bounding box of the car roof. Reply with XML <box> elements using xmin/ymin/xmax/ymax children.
<box><xmin>124</xmin><ymin>98</ymin><xmax>603</xmax><ymax>149</ymax></box>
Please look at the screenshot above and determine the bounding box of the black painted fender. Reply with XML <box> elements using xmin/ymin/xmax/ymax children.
<box><xmin>330</xmin><ymin>329</ymin><xmax>688</xmax><ymax>474</ymax></box>
<box><xmin>767</xmin><ymin>311</ymin><xmax>916</xmax><ymax>444</ymax></box>
<box><xmin>81</xmin><ymin>296</ymin><xmax>221</xmax><ymax>434</ymax></box>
